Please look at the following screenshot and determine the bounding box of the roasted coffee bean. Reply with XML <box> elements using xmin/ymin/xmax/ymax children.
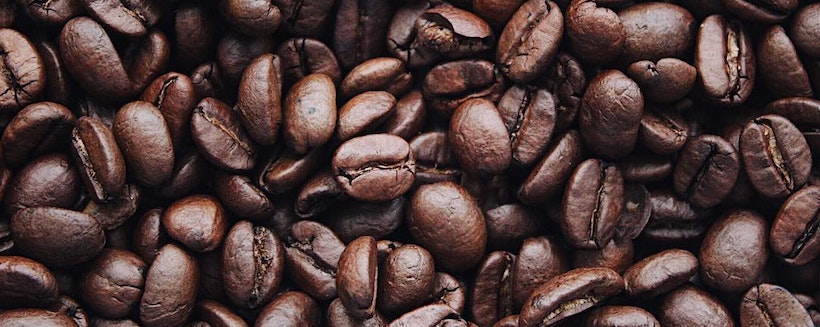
<box><xmin>295</xmin><ymin>169</ymin><xmax>344</xmax><ymax>219</ymax></box>
<box><xmin>519</xmin><ymin>268</ymin><xmax>624</xmax><ymax>327</ymax></box>
<box><xmin>380</xmin><ymin>90</ymin><xmax>426</xmax><ymax>140</ymax></box>
<box><xmin>132</xmin><ymin>209</ymin><xmax>167</xmax><ymax>264</ymax></box>
<box><xmin>340</xmin><ymin>57</ymin><xmax>412</xmax><ymax>100</ymax></box>
<box><xmin>190</xmin><ymin>62</ymin><xmax>229</xmax><ymax>101</ymax></box>
<box><xmin>672</xmin><ymin>134</ymin><xmax>739</xmax><ymax>208</ymax></box>
<box><xmin>19</xmin><ymin>0</ymin><xmax>81</xmax><ymax>26</ymax></box>
<box><xmin>657</xmin><ymin>284</ymin><xmax>734</xmax><ymax>327</ymax></box>
<box><xmin>333</xmin><ymin>133</ymin><xmax>415</xmax><ymax>202</ymax></box>
<box><xmin>0</xmin><ymin>308</ymin><xmax>77</xmax><ymax>326</ymax></box>
<box><xmin>213</xmin><ymin>173</ymin><xmax>273</xmax><ymax>222</ymax></box>
<box><xmin>390</xmin><ymin>303</ymin><xmax>468</xmax><ymax>327</ymax></box>
<box><xmin>579</xmin><ymin>70</ymin><xmax>644</xmax><ymax>160</ymax></box>
<box><xmin>512</xmin><ymin>236</ymin><xmax>570</xmax><ymax>310</ymax></box>
<box><xmin>335</xmin><ymin>91</ymin><xmax>397</xmax><ymax>141</ymax></box>
<box><xmin>565</xmin><ymin>0</ymin><xmax>624</xmax><ymax>66</ymax></box>
<box><xmin>337</xmin><ymin>236</ymin><xmax>378</xmax><ymax>319</ymax></box>
<box><xmin>324</xmin><ymin>197</ymin><xmax>405</xmax><ymax>243</ymax></box>
<box><xmin>283</xmin><ymin>73</ymin><xmax>337</xmax><ymax>154</ymax></box>
<box><xmin>618</xmin><ymin>153</ymin><xmax>674</xmax><ymax>183</ymax></box>
<box><xmin>497</xmin><ymin>85</ymin><xmax>557</xmax><ymax>167</ymax></box>
<box><xmin>36</xmin><ymin>40</ymin><xmax>75</xmax><ymax>106</ymax></box>
<box><xmin>222</xmin><ymin>221</ymin><xmax>284</xmax><ymax>309</ymax></box>
<box><xmin>82</xmin><ymin>184</ymin><xmax>140</xmax><ymax>230</ymax></box>
<box><xmin>255</xmin><ymin>291</ymin><xmax>321</xmax><ymax>327</ymax></box>
<box><xmin>430</xmin><ymin>272</ymin><xmax>466</xmax><ymax>314</ymax></box>
<box><xmin>740</xmin><ymin>284</ymin><xmax>813</xmax><ymax>327</ymax></box>
<box><xmin>641</xmin><ymin>190</ymin><xmax>711</xmax><ymax>245</ymax></box>
<box><xmin>627</xmin><ymin>58</ymin><xmax>697</xmax><ymax>104</ymax></box>
<box><xmin>2</xmin><ymin>102</ymin><xmax>75</xmax><ymax>169</ymax></box>
<box><xmin>791</xmin><ymin>4</ymin><xmax>820</xmax><ymax>60</ymax></box>
<box><xmin>195</xmin><ymin>300</ymin><xmax>248</xmax><ymax>327</ymax></box>
<box><xmin>0</xmin><ymin>255</ymin><xmax>59</xmax><ymax>308</ymax></box>
<box><xmin>387</xmin><ymin>1</ymin><xmax>439</xmax><ymax>68</ymax></box>
<box><xmin>172</xmin><ymin>5</ymin><xmax>218</xmax><ymax>71</ymax></box>
<box><xmin>276</xmin><ymin>0</ymin><xmax>334</xmax><ymax>36</ymax></box>
<box><xmin>473</xmin><ymin>0</ymin><xmax>524</xmax><ymax>28</ymax></box>
<box><xmin>572</xmin><ymin>239</ymin><xmax>634</xmax><ymax>274</ymax></box>
<box><xmin>191</xmin><ymin>97</ymin><xmax>257</xmax><ymax>171</ymax></box>
<box><xmin>623</xmin><ymin>249</ymin><xmax>698</xmax><ymax>299</ymax></box>
<box><xmin>496</xmin><ymin>0</ymin><xmax>563</xmax><ymax>84</ymax></box>
<box><xmin>757</xmin><ymin>25</ymin><xmax>813</xmax><ymax>98</ymax></box>
<box><xmin>333</xmin><ymin>0</ymin><xmax>392</xmax><ymax>69</ymax></box>
<box><xmin>613</xmin><ymin>183</ymin><xmax>651</xmax><ymax>243</ymax></box>
<box><xmin>484</xmin><ymin>204</ymin><xmax>544</xmax><ymax>251</ymax></box>
<box><xmin>408</xmin><ymin>182</ymin><xmax>487</xmax><ymax>273</ymax></box>
<box><xmin>162</xmin><ymin>195</ymin><xmax>228</xmax><ymax>253</ymax></box>
<box><xmin>277</xmin><ymin>38</ymin><xmax>342</xmax><ymax>87</ymax></box>
<box><xmin>561</xmin><ymin>159</ymin><xmax>624</xmax><ymax>249</ymax></box>
<box><xmin>518</xmin><ymin>130</ymin><xmax>583</xmax><ymax>205</ymax></box>
<box><xmin>4</xmin><ymin>153</ymin><xmax>81</xmax><ymax>216</ymax></box>
<box><xmin>700</xmin><ymin>210</ymin><xmax>768</xmax><ymax>292</ymax></box>
<box><xmin>11</xmin><ymin>207</ymin><xmax>104</xmax><ymax>267</ymax></box>
<box><xmin>410</xmin><ymin>131</ymin><xmax>461</xmax><ymax>186</ymax></box>
<box><xmin>139</xmin><ymin>244</ymin><xmax>198</xmax><ymax>327</ymax></box>
<box><xmin>219</xmin><ymin>0</ymin><xmax>280</xmax><ymax>36</ymax></box>
<box><xmin>71</xmin><ymin>117</ymin><xmax>126</xmax><ymax>203</ymax></box>
<box><xmin>78</xmin><ymin>249</ymin><xmax>146</xmax><ymax>319</ymax></box>
<box><xmin>157</xmin><ymin>150</ymin><xmax>209</xmax><ymax>201</ymax></box>
<box><xmin>258</xmin><ymin>146</ymin><xmax>325</xmax><ymax>195</ymax></box>
<box><xmin>422</xmin><ymin>59</ymin><xmax>505</xmax><ymax>117</ymax></box>
<box><xmin>449</xmin><ymin>98</ymin><xmax>512</xmax><ymax>176</ymax></box>
<box><xmin>470</xmin><ymin>251</ymin><xmax>515</xmax><ymax>326</ymax></box>
<box><xmin>378</xmin><ymin>243</ymin><xmax>435</xmax><ymax>316</ymax></box>
<box><xmin>723</xmin><ymin>0</ymin><xmax>798</xmax><ymax>23</ymax></box>
<box><xmin>81</xmin><ymin>0</ymin><xmax>160</xmax><ymax>37</ymax></box>
<box><xmin>113</xmin><ymin>101</ymin><xmax>175</xmax><ymax>187</ymax></box>
<box><xmin>216</xmin><ymin>32</ymin><xmax>275</xmax><ymax>88</ymax></box>
<box><xmin>584</xmin><ymin>306</ymin><xmax>660</xmax><ymax>327</ymax></box>
<box><xmin>416</xmin><ymin>5</ymin><xmax>494</xmax><ymax>59</ymax></box>
<box><xmin>0</xmin><ymin>28</ymin><xmax>44</xmax><ymax>111</ymax></box>
<box><xmin>283</xmin><ymin>220</ymin><xmax>345</xmax><ymax>300</ymax></box>
<box><xmin>770</xmin><ymin>186</ymin><xmax>820</xmax><ymax>265</ymax></box>
<box><xmin>695</xmin><ymin>15</ymin><xmax>755</xmax><ymax>106</ymax></box>
<box><xmin>236</xmin><ymin>53</ymin><xmax>283</xmax><ymax>146</ymax></box>
<box><xmin>139</xmin><ymin>72</ymin><xmax>197</xmax><ymax>151</ymax></box>
<box><xmin>740</xmin><ymin>114</ymin><xmax>811</xmax><ymax>199</ymax></box>
<box><xmin>637</xmin><ymin>107</ymin><xmax>689</xmax><ymax>155</ymax></box>
<box><xmin>617</xmin><ymin>3</ymin><xmax>696</xmax><ymax>64</ymax></box>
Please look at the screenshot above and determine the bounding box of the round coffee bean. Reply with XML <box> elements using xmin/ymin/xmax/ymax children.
<box><xmin>11</xmin><ymin>207</ymin><xmax>105</xmax><ymax>267</ymax></box>
<box><xmin>162</xmin><ymin>195</ymin><xmax>228</xmax><ymax>252</ymax></box>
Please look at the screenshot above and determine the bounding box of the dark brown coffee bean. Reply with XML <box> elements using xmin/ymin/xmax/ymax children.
<box><xmin>470</xmin><ymin>251</ymin><xmax>515</xmax><ymax>327</ymax></box>
<box><xmin>324</xmin><ymin>197</ymin><xmax>405</xmax><ymax>243</ymax></box>
<box><xmin>390</xmin><ymin>303</ymin><xmax>468</xmax><ymax>327</ymax></box>
<box><xmin>157</xmin><ymin>150</ymin><xmax>209</xmax><ymax>201</ymax></box>
<box><xmin>700</xmin><ymin>210</ymin><xmax>768</xmax><ymax>292</ymax></box>
<box><xmin>0</xmin><ymin>255</ymin><xmax>59</xmax><ymax>308</ymax></box>
<box><xmin>333</xmin><ymin>133</ymin><xmax>415</xmax><ymax>202</ymax></box>
<box><xmin>283</xmin><ymin>220</ymin><xmax>344</xmax><ymax>300</ymax></box>
<box><xmin>695</xmin><ymin>15</ymin><xmax>755</xmax><ymax>106</ymax></box>
<box><xmin>190</xmin><ymin>62</ymin><xmax>228</xmax><ymax>101</ymax></box>
<box><xmin>422</xmin><ymin>59</ymin><xmax>505</xmax><ymax>118</ymax></box>
<box><xmin>613</xmin><ymin>184</ymin><xmax>651</xmax><ymax>243</ymax></box>
<box><xmin>618</xmin><ymin>153</ymin><xmax>674</xmax><ymax>184</ymax></box>
<box><xmin>49</xmin><ymin>295</ymin><xmax>88</xmax><ymax>327</ymax></box>
<box><xmin>255</xmin><ymin>291</ymin><xmax>321</xmax><ymax>327</ymax></box>
<box><xmin>333</xmin><ymin>0</ymin><xmax>392</xmax><ymax>69</ymax></box>
<box><xmin>294</xmin><ymin>169</ymin><xmax>344</xmax><ymax>219</ymax></box>
<box><xmin>572</xmin><ymin>239</ymin><xmax>634</xmax><ymax>274</ymax></box>
<box><xmin>81</xmin><ymin>0</ymin><xmax>160</xmax><ymax>37</ymax></box>
<box><xmin>757</xmin><ymin>25</ymin><xmax>813</xmax><ymax>98</ymax></box>
<box><xmin>191</xmin><ymin>97</ymin><xmax>257</xmax><ymax>171</ymax></box>
<box><xmin>409</xmin><ymin>182</ymin><xmax>487</xmax><ymax>273</ymax></box>
<box><xmin>71</xmin><ymin>117</ymin><xmax>126</xmax><ymax>203</ymax></box>
<box><xmin>216</xmin><ymin>32</ymin><xmax>275</xmax><ymax>88</ymax></box>
<box><xmin>617</xmin><ymin>3</ymin><xmax>696</xmax><ymax>64</ymax></box>
<box><xmin>740</xmin><ymin>283</ymin><xmax>813</xmax><ymax>327</ymax></box>
<box><xmin>213</xmin><ymin>173</ymin><xmax>273</xmax><ymax>222</ymax></box>
<box><xmin>496</xmin><ymin>0</ymin><xmax>563</xmax><ymax>84</ymax></box>
<box><xmin>11</xmin><ymin>207</ymin><xmax>104</xmax><ymax>267</ymax></box>
<box><xmin>642</xmin><ymin>190</ymin><xmax>711</xmax><ymax>245</ymax></box>
<box><xmin>580</xmin><ymin>70</ymin><xmax>644</xmax><ymax>160</ymax></box>
<box><xmin>519</xmin><ymin>268</ymin><xmax>624</xmax><ymax>327</ymax></box>
<box><xmin>473</xmin><ymin>0</ymin><xmax>523</xmax><ymax>28</ymax></box>
<box><xmin>430</xmin><ymin>272</ymin><xmax>466</xmax><ymax>314</ymax></box>
<box><xmin>4</xmin><ymin>153</ymin><xmax>80</xmax><ymax>216</ymax></box>
<box><xmin>2</xmin><ymin>102</ymin><xmax>75</xmax><ymax>169</ymax></box>
<box><xmin>485</xmin><ymin>204</ymin><xmax>544</xmax><ymax>251</ymax></box>
<box><xmin>79</xmin><ymin>249</ymin><xmax>146</xmax><ymax>319</ymax></box>
<box><xmin>18</xmin><ymin>0</ymin><xmax>81</xmax><ymax>26</ymax></box>
<box><xmin>637</xmin><ymin>107</ymin><xmax>689</xmax><ymax>155</ymax></box>
<box><xmin>791</xmin><ymin>4</ymin><xmax>820</xmax><ymax>60</ymax></box>
<box><xmin>0</xmin><ymin>308</ymin><xmax>77</xmax><ymax>326</ymax></box>
<box><xmin>770</xmin><ymin>186</ymin><xmax>820</xmax><ymax>265</ymax></box>
<box><xmin>140</xmin><ymin>72</ymin><xmax>197</xmax><ymax>150</ymax></box>
<box><xmin>377</xmin><ymin>243</ymin><xmax>435</xmax><ymax>316</ymax></box>
<box><xmin>672</xmin><ymin>134</ymin><xmax>740</xmax><ymax>208</ymax></box>
<box><xmin>82</xmin><ymin>184</ymin><xmax>141</xmax><ymax>230</ymax></box>
<box><xmin>195</xmin><ymin>300</ymin><xmax>248</xmax><ymax>327</ymax></box>
<box><xmin>740</xmin><ymin>114</ymin><xmax>811</xmax><ymax>199</ymax></box>
<box><xmin>132</xmin><ymin>209</ymin><xmax>166</xmax><ymax>264</ymax></box>
<box><xmin>258</xmin><ymin>146</ymin><xmax>325</xmax><ymax>195</ymax></box>
<box><xmin>416</xmin><ymin>5</ymin><xmax>493</xmax><ymax>59</ymax></box>
<box><xmin>283</xmin><ymin>73</ymin><xmax>336</xmax><ymax>154</ymax></box>
<box><xmin>561</xmin><ymin>159</ymin><xmax>624</xmax><ymax>249</ymax></box>
<box><xmin>275</xmin><ymin>0</ymin><xmax>333</xmax><ymax>36</ymax></box>
<box><xmin>380</xmin><ymin>90</ymin><xmax>426</xmax><ymax>140</ymax></box>
<box><xmin>543</xmin><ymin>52</ymin><xmax>586</xmax><ymax>132</ymax></box>
<box><xmin>387</xmin><ymin>1</ymin><xmax>439</xmax><ymax>69</ymax></box>
<box><xmin>627</xmin><ymin>58</ymin><xmax>697</xmax><ymax>104</ymax></box>
<box><xmin>328</xmin><ymin>297</ymin><xmax>388</xmax><ymax>327</ymax></box>
<box><xmin>565</xmin><ymin>0</ymin><xmax>624</xmax><ymax>66</ymax></box>
<box><xmin>623</xmin><ymin>249</ymin><xmax>698</xmax><ymax>299</ymax></box>
<box><xmin>517</xmin><ymin>130</ymin><xmax>583</xmax><ymax>205</ymax></box>
<box><xmin>657</xmin><ymin>285</ymin><xmax>734</xmax><ymax>327</ymax></box>
<box><xmin>340</xmin><ymin>57</ymin><xmax>412</xmax><ymax>100</ymax></box>
<box><xmin>337</xmin><ymin>236</ymin><xmax>378</xmax><ymax>319</ymax></box>
<box><xmin>219</xmin><ymin>0</ymin><xmax>280</xmax><ymax>36</ymax></box>
<box><xmin>139</xmin><ymin>244</ymin><xmax>198</xmax><ymax>327</ymax></box>
<box><xmin>335</xmin><ymin>91</ymin><xmax>397</xmax><ymax>141</ymax></box>
<box><xmin>113</xmin><ymin>101</ymin><xmax>175</xmax><ymax>187</ymax></box>
<box><xmin>584</xmin><ymin>306</ymin><xmax>660</xmax><ymax>327</ymax></box>
<box><xmin>449</xmin><ymin>98</ymin><xmax>512</xmax><ymax>176</ymax></box>
<box><xmin>0</xmin><ymin>28</ymin><xmax>44</xmax><ymax>111</ymax></box>
<box><xmin>36</xmin><ymin>40</ymin><xmax>74</xmax><ymax>106</ymax></box>
<box><xmin>512</xmin><ymin>236</ymin><xmax>569</xmax><ymax>310</ymax></box>
<box><xmin>222</xmin><ymin>221</ymin><xmax>284</xmax><ymax>309</ymax></box>
<box><xmin>276</xmin><ymin>37</ymin><xmax>342</xmax><ymax>87</ymax></box>
<box><xmin>172</xmin><ymin>5</ymin><xmax>218</xmax><ymax>71</ymax></box>
<box><xmin>723</xmin><ymin>0</ymin><xmax>798</xmax><ymax>23</ymax></box>
<box><xmin>162</xmin><ymin>195</ymin><xmax>228</xmax><ymax>253</ymax></box>
<box><xmin>410</xmin><ymin>131</ymin><xmax>461</xmax><ymax>186</ymax></box>
<box><xmin>236</xmin><ymin>53</ymin><xmax>283</xmax><ymax>146</ymax></box>
<box><xmin>497</xmin><ymin>85</ymin><xmax>557</xmax><ymax>167</ymax></box>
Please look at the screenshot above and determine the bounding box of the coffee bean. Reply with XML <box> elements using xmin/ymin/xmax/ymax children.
<box><xmin>695</xmin><ymin>15</ymin><xmax>755</xmax><ymax>106</ymax></box>
<box><xmin>637</xmin><ymin>107</ymin><xmax>689</xmax><ymax>155</ymax></box>
<box><xmin>496</xmin><ymin>0</ymin><xmax>563</xmax><ymax>84</ymax></box>
<box><xmin>258</xmin><ymin>146</ymin><xmax>325</xmax><ymax>195</ymax></box>
<box><xmin>380</xmin><ymin>90</ymin><xmax>426</xmax><ymax>140</ymax></box>
<box><xmin>139</xmin><ymin>244</ymin><xmax>198</xmax><ymax>327</ymax></box>
<box><xmin>484</xmin><ymin>204</ymin><xmax>544</xmax><ymax>251</ymax></box>
<box><xmin>584</xmin><ymin>306</ymin><xmax>660</xmax><ymax>327</ymax></box>
<box><xmin>333</xmin><ymin>133</ymin><xmax>415</xmax><ymax>202</ymax></box>
<box><xmin>336</xmin><ymin>91</ymin><xmax>397</xmax><ymax>141</ymax></box>
<box><xmin>222</xmin><ymin>221</ymin><xmax>284</xmax><ymax>309</ymax></box>
<box><xmin>191</xmin><ymin>97</ymin><xmax>258</xmax><ymax>171</ymax></box>
<box><xmin>449</xmin><ymin>98</ymin><xmax>512</xmax><ymax>176</ymax></box>
<box><xmin>295</xmin><ymin>168</ymin><xmax>344</xmax><ymax>219</ymax></box>
<box><xmin>627</xmin><ymin>58</ymin><xmax>697</xmax><ymax>104</ymax></box>
<box><xmin>82</xmin><ymin>184</ymin><xmax>140</xmax><ymax>230</ymax></box>
<box><xmin>700</xmin><ymin>210</ymin><xmax>768</xmax><ymax>292</ymax></box>
<box><xmin>565</xmin><ymin>0</ymin><xmax>624</xmax><ymax>66</ymax></box>
<box><xmin>71</xmin><ymin>117</ymin><xmax>126</xmax><ymax>203</ymax></box>
<box><xmin>740</xmin><ymin>284</ymin><xmax>813</xmax><ymax>327</ymax></box>
<box><xmin>0</xmin><ymin>28</ymin><xmax>44</xmax><ymax>111</ymax></box>
<box><xmin>377</xmin><ymin>244</ymin><xmax>435</xmax><ymax>316</ymax></box>
<box><xmin>422</xmin><ymin>59</ymin><xmax>505</xmax><ymax>117</ymax></box>
<box><xmin>195</xmin><ymin>300</ymin><xmax>248</xmax><ymax>327</ymax></box>
<box><xmin>337</xmin><ymin>236</ymin><xmax>378</xmax><ymax>319</ymax></box>
<box><xmin>416</xmin><ymin>5</ymin><xmax>494</xmax><ymax>59</ymax></box>
<box><xmin>213</xmin><ymin>173</ymin><xmax>274</xmax><ymax>222</ymax></box>
<box><xmin>469</xmin><ymin>251</ymin><xmax>515</xmax><ymax>326</ymax></box>
<box><xmin>255</xmin><ymin>291</ymin><xmax>321</xmax><ymax>327</ymax></box>
<box><xmin>740</xmin><ymin>114</ymin><xmax>811</xmax><ymax>198</ymax></box>
<box><xmin>579</xmin><ymin>70</ymin><xmax>644</xmax><ymax>160</ymax></box>
<box><xmin>511</xmin><ymin>236</ymin><xmax>569</xmax><ymax>309</ymax></box>
<box><xmin>519</xmin><ymin>268</ymin><xmax>624</xmax><ymax>327</ymax></box>
<box><xmin>410</xmin><ymin>131</ymin><xmax>461</xmax><ymax>186</ymax></box>
<box><xmin>11</xmin><ymin>207</ymin><xmax>105</xmax><ymax>267</ymax></box>
<box><xmin>0</xmin><ymin>308</ymin><xmax>77</xmax><ymax>326</ymax></box>
<box><xmin>0</xmin><ymin>255</ymin><xmax>58</xmax><ymax>308</ymax></box>
<box><xmin>283</xmin><ymin>73</ymin><xmax>337</xmax><ymax>154</ymax></box>
<box><xmin>78</xmin><ymin>249</ymin><xmax>146</xmax><ymax>318</ymax></box>
<box><xmin>340</xmin><ymin>57</ymin><xmax>412</xmax><ymax>100</ymax></box>
<box><xmin>219</xmin><ymin>0</ymin><xmax>280</xmax><ymax>36</ymax></box>
<box><xmin>81</xmin><ymin>0</ymin><xmax>160</xmax><ymax>37</ymax></box>
<box><xmin>572</xmin><ymin>239</ymin><xmax>634</xmax><ymax>274</ymax></box>
<box><xmin>19</xmin><ymin>0</ymin><xmax>81</xmax><ymax>26</ymax></box>
<box><xmin>657</xmin><ymin>285</ymin><xmax>734</xmax><ymax>327</ymax></box>
<box><xmin>140</xmin><ymin>72</ymin><xmax>198</xmax><ymax>151</ymax></box>
<box><xmin>236</xmin><ymin>53</ymin><xmax>283</xmax><ymax>146</ymax></box>
<box><xmin>162</xmin><ymin>195</ymin><xmax>228</xmax><ymax>253</ymax></box>
<box><xmin>276</xmin><ymin>37</ymin><xmax>342</xmax><ymax>86</ymax></box>
<box><xmin>791</xmin><ymin>4</ymin><xmax>820</xmax><ymax>59</ymax></box>
<box><xmin>757</xmin><ymin>25</ymin><xmax>813</xmax><ymax>98</ymax></box>
<box><xmin>723</xmin><ymin>0</ymin><xmax>798</xmax><ymax>23</ymax></box>
<box><xmin>617</xmin><ymin>3</ymin><xmax>696</xmax><ymax>64</ymax></box>
<box><xmin>561</xmin><ymin>159</ymin><xmax>624</xmax><ymax>249</ymax></box>
<box><xmin>430</xmin><ymin>272</ymin><xmax>466</xmax><ymax>314</ymax></box>
<box><xmin>770</xmin><ymin>186</ymin><xmax>820</xmax><ymax>265</ymax></box>
<box><xmin>518</xmin><ymin>130</ymin><xmax>583</xmax><ymax>205</ymax></box>
<box><xmin>283</xmin><ymin>220</ymin><xmax>344</xmax><ymax>300</ymax></box>
<box><xmin>2</xmin><ymin>102</ymin><xmax>75</xmax><ymax>169</ymax></box>
<box><xmin>390</xmin><ymin>303</ymin><xmax>468</xmax><ymax>327</ymax></box>
<box><xmin>623</xmin><ymin>249</ymin><xmax>698</xmax><ymax>299</ymax></box>
<box><xmin>113</xmin><ymin>101</ymin><xmax>175</xmax><ymax>187</ymax></box>
<box><xmin>672</xmin><ymin>134</ymin><xmax>740</xmax><ymax>208</ymax></box>
<box><xmin>333</xmin><ymin>0</ymin><xmax>392</xmax><ymax>69</ymax></box>
<box><xmin>324</xmin><ymin>197</ymin><xmax>405</xmax><ymax>243</ymax></box>
<box><xmin>497</xmin><ymin>85</ymin><xmax>557</xmax><ymax>167</ymax></box>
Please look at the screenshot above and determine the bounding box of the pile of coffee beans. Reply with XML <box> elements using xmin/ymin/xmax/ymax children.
<box><xmin>0</xmin><ymin>0</ymin><xmax>819</xmax><ymax>326</ymax></box>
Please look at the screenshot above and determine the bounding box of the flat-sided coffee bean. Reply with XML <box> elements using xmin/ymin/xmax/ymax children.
<box><xmin>723</xmin><ymin>0</ymin><xmax>798</xmax><ymax>23</ymax></box>
<box><xmin>757</xmin><ymin>25</ymin><xmax>813</xmax><ymax>98</ymax></box>
<box><xmin>0</xmin><ymin>309</ymin><xmax>77</xmax><ymax>326</ymax></box>
<box><xmin>561</xmin><ymin>159</ymin><xmax>624</xmax><ymax>249</ymax></box>
<box><xmin>333</xmin><ymin>0</ymin><xmax>392</xmax><ymax>69</ymax></box>
<box><xmin>78</xmin><ymin>249</ymin><xmax>146</xmax><ymax>319</ymax></box>
<box><xmin>0</xmin><ymin>28</ymin><xmax>44</xmax><ymax>111</ymax></box>
<box><xmin>195</xmin><ymin>300</ymin><xmax>248</xmax><ymax>327</ymax></box>
<box><xmin>700</xmin><ymin>210</ymin><xmax>768</xmax><ymax>292</ymax></box>
<box><xmin>389</xmin><ymin>303</ymin><xmax>468</xmax><ymax>327</ymax></box>
<box><xmin>113</xmin><ymin>101</ymin><xmax>174</xmax><ymax>187</ymax></box>
<box><xmin>254</xmin><ymin>291</ymin><xmax>321</xmax><ymax>327</ymax></box>
<box><xmin>140</xmin><ymin>72</ymin><xmax>197</xmax><ymax>150</ymax></box>
<box><xmin>519</xmin><ymin>268</ymin><xmax>624</xmax><ymax>327</ymax></box>
<box><xmin>512</xmin><ymin>236</ymin><xmax>569</xmax><ymax>309</ymax></box>
<box><xmin>485</xmin><ymin>204</ymin><xmax>544</xmax><ymax>251</ymax></box>
<box><xmin>740</xmin><ymin>114</ymin><xmax>811</xmax><ymax>199</ymax></box>
<box><xmin>333</xmin><ymin>134</ymin><xmax>415</xmax><ymax>202</ymax></box>
<box><xmin>11</xmin><ymin>207</ymin><xmax>105</xmax><ymax>267</ymax></box>
<box><xmin>283</xmin><ymin>220</ymin><xmax>345</xmax><ymax>300</ymax></box>
<box><xmin>470</xmin><ymin>251</ymin><xmax>516</xmax><ymax>327</ymax></box>
<box><xmin>336</xmin><ymin>91</ymin><xmax>397</xmax><ymax>141</ymax></box>
<box><xmin>2</xmin><ymin>102</ymin><xmax>75</xmax><ymax>168</ymax></box>
<box><xmin>517</xmin><ymin>130</ymin><xmax>583</xmax><ymax>205</ymax></box>
<box><xmin>219</xmin><ymin>0</ymin><xmax>280</xmax><ymax>36</ymax></box>
<box><xmin>295</xmin><ymin>169</ymin><xmax>344</xmax><ymax>219</ymax></box>
<box><xmin>236</xmin><ymin>53</ymin><xmax>283</xmax><ymax>146</ymax></box>
<box><xmin>695</xmin><ymin>15</ymin><xmax>755</xmax><ymax>106</ymax></box>
<box><xmin>584</xmin><ymin>306</ymin><xmax>660</xmax><ymax>327</ymax></box>
<box><xmin>637</xmin><ymin>108</ymin><xmax>689</xmax><ymax>155</ymax></box>
<box><xmin>422</xmin><ymin>59</ymin><xmax>505</xmax><ymax>117</ymax></box>
<box><xmin>377</xmin><ymin>244</ymin><xmax>435</xmax><ymax>316</ymax></box>
<box><xmin>258</xmin><ymin>147</ymin><xmax>325</xmax><ymax>195</ymax></box>
<box><xmin>672</xmin><ymin>134</ymin><xmax>739</xmax><ymax>208</ymax></box>
<box><xmin>408</xmin><ymin>182</ymin><xmax>487</xmax><ymax>273</ymax></box>
<box><xmin>657</xmin><ymin>285</ymin><xmax>734</xmax><ymax>327</ymax></box>
<box><xmin>222</xmin><ymin>221</ymin><xmax>284</xmax><ymax>309</ymax></box>
<box><xmin>410</xmin><ymin>131</ymin><xmax>461</xmax><ymax>186</ymax></box>
<box><xmin>81</xmin><ymin>0</ymin><xmax>160</xmax><ymax>37</ymax></box>
<box><xmin>283</xmin><ymin>73</ymin><xmax>337</xmax><ymax>154</ymax></box>
<box><xmin>579</xmin><ymin>70</ymin><xmax>644</xmax><ymax>160</ymax></box>
<box><xmin>162</xmin><ymin>195</ymin><xmax>228</xmax><ymax>253</ymax></box>
<box><xmin>276</xmin><ymin>0</ymin><xmax>334</xmax><ymax>36</ymax></box>
<box><xmin>572</xmin><ymin>239</ymin><xmax>634</xmax><ymax>274</ymax></box>
<box><xmin>617</xmin><ymin>3</ymin><xmax>696</xmax><ymax>64</ymax></box>
<box><xmin>82</xmin><ymin>184</ymin><xmax>140</xmax><ymax>230</ymax></box>
<box><xmin>449</xmin><ymin>98</ymin><xmax>512</xmax><ymax>176</ymax></box>
<box><xmin>623</xmin><ymin>249</ymin><xmax>697</xmax><ymax>299</ymax></box>
<box><xmin>496</xmin><ymin>0</ymin><xmax>563</xmax><ymax>84</ymax></box>
<box><xmin>337</xmin><ymin>236</ymin><xmax>378</xmax><ymax>319</ymax></box>
<box><xmin>770</xmin><ymin>186</ymin><xmax>820</xmax><ymax>265</ymax></box>
<box><xmin>71</xmin><ymin>117</ymin><xmax>126</xmax><ymax>203</ymax></box>
<box><xmin>324</xmin><ymin>197</ymin><xmax>405</xmax><ymax>243</ymax></box>
<box><xmin>565</xmin><ymin>0</ymin><xmax>624</xmax><ymax>66</ymax></box>
<box><xmin>497</xmin><ymin>85</ymin><xmax>557</xmax><ymax>167</ymax></box>
<box><xmin>213</xmin><ymin>173</ymin><xmax>273</xmax><ymax>221</ymax></box>
<box><xmin>340</xmin><ymin>57</ymin><xmax>412</xmax><ymax>99</ymax></box>
<box><xmin>613</xmin><ymin>184</ymin><xmax>651</xmax><ymax>243</ymax></box>
<box><xmin>416</xmin><ymin>5</ymin><xmax>494</xmax><ymax>59</ymax></box>
<box><xmin>0</xmin><ymin>255</ymin><xmax>58</xmax><ymax>308</ymax></box>
<box><xmin>327</xmin><ymin>297</ymin><xmax>388</xmax><ymax>327</ymax></box>
<box><xmin>139</xmin><ymin>244</ymin><xmax>198</xmax><ymax>327</ymax></box>
<box><xmin>627</xmin><ymin>58</ymin><xmax>697</xmax><ymax>104</ymax></box>
<box><xmin>191</xmin><ymin>97</ymin><xmax>257</xmax><ymax>171</ymax></box>
<box><xmin>740</xmin><ymin>284</ymin><xmax>813</xmax><ymax>327</ymax></box>
<box><xmin>276</xmin><ymin>38</ymin><xmax>342</xmax><ymax>86</ymax></box>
